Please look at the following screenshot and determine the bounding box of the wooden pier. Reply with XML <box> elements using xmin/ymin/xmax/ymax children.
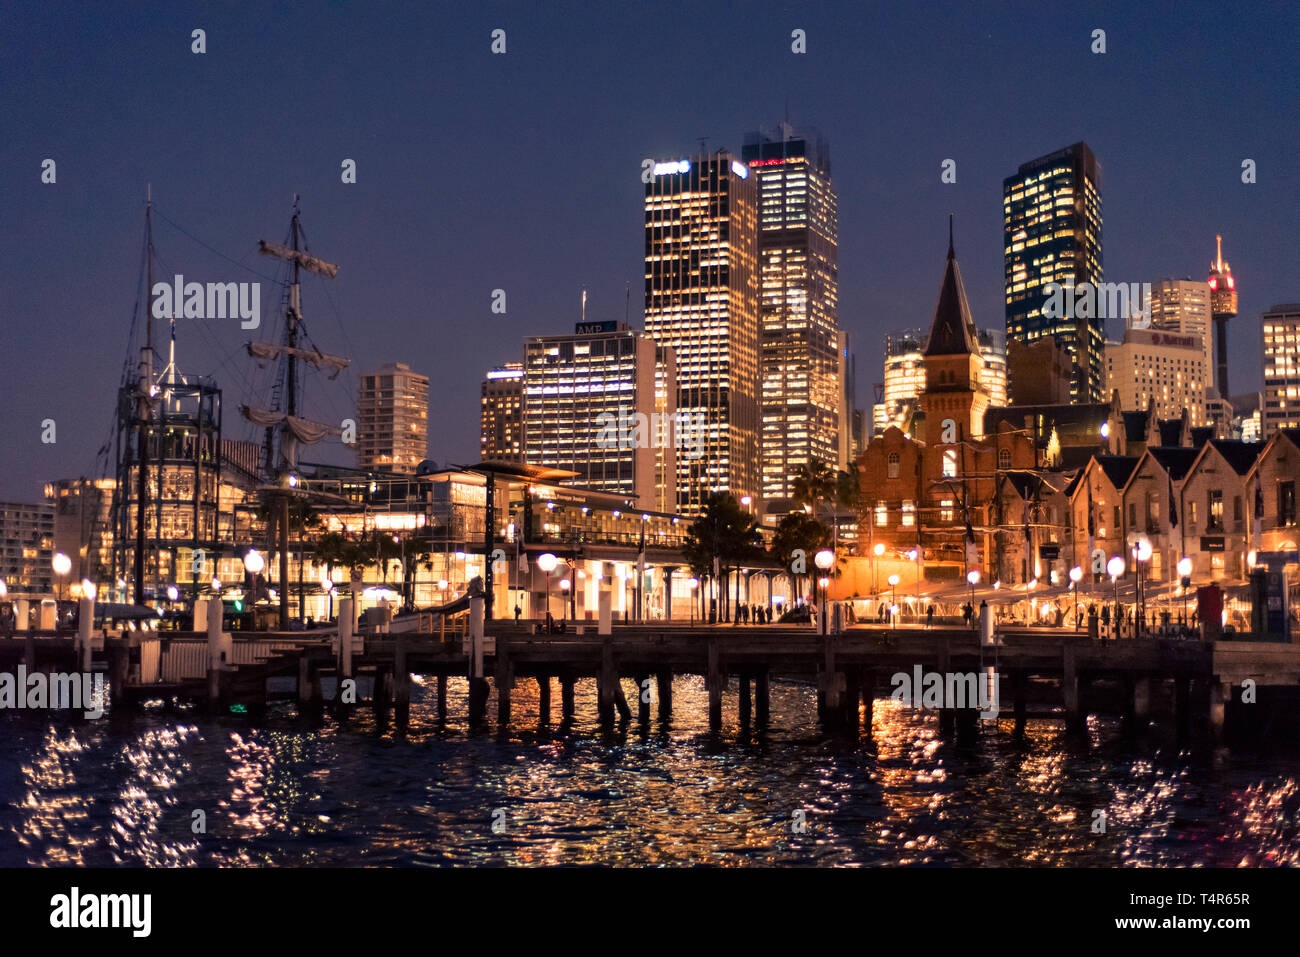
<box><xmin>4</xmin><ymin>619</ymin><xmax>1298</xmax><ymax>746</ymax></box>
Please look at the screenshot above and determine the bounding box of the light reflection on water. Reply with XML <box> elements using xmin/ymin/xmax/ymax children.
<box><xmin>1</xmin><ymin>675</ymin><xmax>1297</xmax><ymax>866</ymax></box>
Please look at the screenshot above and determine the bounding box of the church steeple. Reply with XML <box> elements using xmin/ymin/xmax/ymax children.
<box><xmin>924</xmin><ymin>218</ymin><xmax>979</xmax><ymax>357</ymax></box>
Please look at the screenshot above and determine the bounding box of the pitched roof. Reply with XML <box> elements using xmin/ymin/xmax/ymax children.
<box><xmin>1094</xmin><ymin>455</ymin><xmax>1140</xmax><ymax>490</ymax></box>
<box><xmin>1156</xmin><ymin>419</ymin><xmax>1184</xmax><ymax>446</ymax></box>
<box><xmin>923</xmin><ymin>224</ymin><xmax>979</xmax><ymax>357</ymax></box>
<box><xmin>1190</xmin><ymin>426</ymin><xmax>1216</xmax><ymax>447</ymax></box>
<box><xmin>1206</xmin><ymin>438</ymin><xmax>1261</xmax><ymax>476</ymax></box>
<box><xmin>1121</xmin><ymin>409</ymin><xmax>1150</xmax><ymax>444</ymax></box>
<box><xmin>1146</xmin><ymin>446</ymin><xmax>1199</xmax><ymax>481</ymax></box>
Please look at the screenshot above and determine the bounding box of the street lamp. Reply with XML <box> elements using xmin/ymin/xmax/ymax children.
<box><xmin>814</xmin><ymin>548</ymin><xmax>834</xmax><ymax>608</ymax></box>
<box><xmin>560</xmin><ymin>578</ymin><xmax>571</xmax><ymax>622</ymax></box>
<box><xmin>689</xmin><ymin>576</ymin><xmax>699</xmax><ymax>626</ymax></box>
<box><xmin>888</xmin><ymin>574</ymin><xmax>900</xmax><ymax>626</ymax></box>
<box><xmin>80</xmin><ymin>579</ymin><xmax>96</xmax><ymax>602</ymax></box>
<box><xmin>537</xmin><ymin>553</ymin><xmax>558</xmax><ymax>621</ymax></box>
<box><xmin>873</xmin><ymin>543</ymin><xmax>885</xmax><ymax>595</ymax></box>
<box><xmin>1107</xmin><ymin>555</ymin><xmax>1126</xmax><ymax>638</ymax></box>
<box><xmin>966</xmin><ymin>569</ymin><xmax>980</xmax><ymax>628</ymax></box>
<box><xmin>244</xmin><ymin>548</ymin><xmax>265</xmax><ymax>612</ymax></box>
<box><xmin>1069</xmin><ymin>565</ymin><xmax>1083</xmax><ymax>631</ymax></box>
<box><xmin>1177</xmin><ymin>556</ymin><xmax>1193</xmax><ymax>628</ymax></box>
<box><xmin>52</xmin><ymin>552</ymin><xmax>71</xmax><ymax>600</ymax></box>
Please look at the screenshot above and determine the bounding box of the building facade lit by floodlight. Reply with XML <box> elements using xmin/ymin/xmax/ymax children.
<box><xmin>1149</xmin><ymin>278</ymin><xmax>1213</xmax><ymax>365</ymax></box>
<box><xmin>644</xmin><ymin>152</ymin><xmax>760</xmax><ymax>513</ymax></box>
<box><xmin>741</xmin><ymin>124</ymin><xmax>840</xmax><ymax>499</ymax></box>
<box><xmin>1004</xmin><ymin>142</ymin><xmax>1104</xmax><ymax>402</ymax></box>
<box><xmin>873</xmin><ymin>328</ymin><xmax>1005</xmax><ymax>436</ymax></box>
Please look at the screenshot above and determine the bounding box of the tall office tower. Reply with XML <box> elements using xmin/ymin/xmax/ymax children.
<box><xmin>740</xmin><ymin>124</ymin><xmax>840</xmax><ymax>499</ymax></box>
<box><xmin>1104</xmin><ymin>328</ymin><xmax>1209</xmax><ymax>425</ymax></box>
<box><xmin>1207</xmin><ymin>235</ymin><xmax>1238</xmax><ymax>398</ymax></box>
<box><xmin>522</xmin><ymin>322</ymin><xmax>678</xmax><ymax>512</ymax></box>
<box><xmin>1261</xmin><ymin>304</ymin><xmax>1300</xmax><ymax>436</ymax></box>
<box><xmin>1003</xmin><ymin>142</ymin><xmax>1104</xmax><ymax>402</ymax></box>
<box><xmin>1149</xmin><ymin>278</ymin><xmax>1213</xmax><ymax>363</ymax></box>
<box><xmin>357</xmin><ymin>362</ymin><xmax>429</xmax><ymax>473</ymax></box>
<box><xmin>480</xmin><ymin>362</ymin><xmax>524</xmax><ymax>463</ymax></box>
<box><xmin>644</xmin><ymin>151</ymin><xmax>760</xmax><ymax>513</ymax></box>
<box><xmin>873</xmin><ymin>327</ymin><xmax>1006</xmax><ymax>435</ymax></box>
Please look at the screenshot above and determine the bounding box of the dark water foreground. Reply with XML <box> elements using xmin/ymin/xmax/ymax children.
<box><xmin>1</xmin><ymin>675</ymin><xmax>1296</xmax><ymax>867</ymax></box>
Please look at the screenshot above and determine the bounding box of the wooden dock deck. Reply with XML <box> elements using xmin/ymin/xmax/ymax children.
<box><xmin>4</xmin><ymin>620</ymin><xmax>1298</xmax><ymax>745</ymax></box>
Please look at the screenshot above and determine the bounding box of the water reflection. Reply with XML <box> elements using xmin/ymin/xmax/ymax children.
<box><xmin>1</xmin><ymin>675</ymin><xmax>1296</xmax><ymax>866</ymax></box>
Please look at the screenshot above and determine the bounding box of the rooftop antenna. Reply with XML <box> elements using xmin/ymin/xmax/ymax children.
<box><xmin>625</xmin><ymin>281</ymin><xmax>630</xmax><ymax>324</ymax></box>
<box><xmin>581</xmin><ymin>288</ymin><xmax>587</xmax><ymax>325</ymax></box>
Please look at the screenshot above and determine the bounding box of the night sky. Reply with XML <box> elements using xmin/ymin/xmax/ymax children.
<box><xmin>2</xmin><ymin>0</ymin><xmax>1297</xmax><ymax>502</ymax></box>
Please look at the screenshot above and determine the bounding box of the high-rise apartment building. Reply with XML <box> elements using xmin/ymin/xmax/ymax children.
<box><xmin>741</xmin><ymin>124</ymin><xmax>840</xmax><ymax>499</ymax></box>
<box><xmin>0</xmin><ymin>501</ymin><xmax>55</xmax><ymax>593</ymax></box>
<box><xmin>522</xmin><ymin>322</ymin><xmax>678</xmax><ymax>512</ymax></box>
<box><xmin>357</xmin><ymin>362</ymin><xmax>429</xmax><ymax>474</ymax></box>
<box><xmin>480</xmin><ymin>362</ymin><xmax>524</xmax><ymax>463</ymax></box>
<box><xmin>1149</xmin><ymin>278</ymin><xmax>1213</xmax><ymax>363</ymax></box>
<box><xmin>1004</xmin><ymin>142</ymin><xmax>1104</xmax><ymax>402</ymax></box>
<box><xmin>644</xmin><ymin>152</ymin><xmax>760</xmax><ymax>513</ymax></box>
<box><xmin>1104</xmin><ymin>328</ymin><xmax>1209</xmax><ymax>425</ymax></box>
<box><xmin>1262</xmin><ymin>304</ymin><xmax>1300</xmax><ymax>436</ymax></box>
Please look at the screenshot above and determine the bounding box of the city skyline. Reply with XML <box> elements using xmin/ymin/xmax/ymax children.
<box><xmin>3</xmin><ymin>3</ymin><xmax>1298</xmax><ymax>503</ymax></box>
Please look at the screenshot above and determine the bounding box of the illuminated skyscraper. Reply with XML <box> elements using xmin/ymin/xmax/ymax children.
<box><xmin>1262</xmin><ymin>304</ymin><xmax>1300</xmax><ymax>436</ymax></box>
<box><xmin>1207</xmin><ymin>235</ymin><xmax>1238</xmax><ymax>398</ymax></box>
<box><xmin>741</xmin><ymin>124</ymin><xmax>840</xmax><ymax>499</ymax></box>
<box><xmin>1003</xmin><ymin>142</ymin><xmax>1104</xmax><ymax>402</ymax></box>
<box><xmin>480</xmin><ymin>362</ymin><xmax>524</xmax><ymax>463</ymax></box>
<box><xmin>357</xmin><ymin>362</ymin><xmax>429</xmax><ymax>473</ymax></box>
<box><xmin>522</xmin><ymin>323</ymin><xmax>677</xmax><ymax>512</ymax></box>
<box><xmin>644</xmin><ymin>152</ymin><xmax>760</xmax><ymax>513</ymax></box>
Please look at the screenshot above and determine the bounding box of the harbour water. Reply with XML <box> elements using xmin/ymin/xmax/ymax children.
<box><xmin>2</xmin><ymin>675</ymin><xmax>1297</xmax><ymax>867</ymax></box>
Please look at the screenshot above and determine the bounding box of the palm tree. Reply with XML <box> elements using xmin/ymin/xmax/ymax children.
<box><xmin>770</xmin><ymin>511</ymin><xmax>832</xmax><ymax>605</ymax></box>
<box><xmin>682</xmin><ymin>490</ymin><xmax>762</xmax><ymax>621</ymax></box>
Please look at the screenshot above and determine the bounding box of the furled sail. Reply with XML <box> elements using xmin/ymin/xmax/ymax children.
<box><xmin>257</xmin><ymin>239</ymin><xmax>340</xmax><ymax>279</ymax></box>
<box><xmin>246</xmin><ymin>341</ymin><xmax>350</xmax><ymax>377</ymax></box>
<box><xmin>240</xmin><ymin>405</ymin><xmax>343</xmax><ymax>443</ymax></box>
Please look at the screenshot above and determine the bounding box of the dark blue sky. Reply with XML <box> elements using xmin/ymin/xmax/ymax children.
<box><xmin>2</xmin><ymin>0</ymin><xmax>1297</xmax><ymax>501</ymax></box>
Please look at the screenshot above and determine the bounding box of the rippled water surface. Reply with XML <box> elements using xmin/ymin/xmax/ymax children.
<box><xmin>2</xmin><ymin>675</ymin><xmax>1297</xmax><ymax>866</ymax></box>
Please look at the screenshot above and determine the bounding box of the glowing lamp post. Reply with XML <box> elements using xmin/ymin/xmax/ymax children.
<box><xmin>52</xmin><ymin>552</ymin><xmax>71</xmax><ymax>600</ymax></box>
<box><xmin>689</xmin><ymin>577</ymin><xmax>699</xmax><ymax>626</ymax></box>
<box><xmin>537</xmin><ymin>553</ymin><xmax>558</xmax><ymax>620</ymax></box>
<box><xmin>814</xmin><ymin>548</ymin><xmax>834</xmax><ymax>608</ymax></box>
<box><xmin>1177</xmin><ymin>556</ymin><xmax>1193</xmax><ymax>626</ymax></box>
<box><xmin>966</xmin><ymin>569</ymin><xmax>980</xmax><ymax>628</ymax></box>
<box><xmin>873</xmin><ymin>543</ymin><xmax>885</xmax><ymax>594</ymax></box>
<box><xmin>1069</xmin><ymin>565</ymin><xmax>1083</xmax><ymax>631</ymax></box>
<box><xmin>1107</xmin><ymin>555</ymin><xmax>1126</xmax><ymax>638</ymax></box>
<box><xmin>888</xmin><ymin>574</ymin><xmax>900</xmax><ymax>626</ymax></box>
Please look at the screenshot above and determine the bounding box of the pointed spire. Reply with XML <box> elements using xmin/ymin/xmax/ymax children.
<box><xmin>925</xmin><ymin>218</ymin><xmax>979</xmax><ymax>357</ymax></box>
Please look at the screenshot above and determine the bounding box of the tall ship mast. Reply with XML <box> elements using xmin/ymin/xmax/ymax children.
<box><xmin>243</xmin><ymin>196</ymin><xmax>349</xmax><ymax>628</ymax></box>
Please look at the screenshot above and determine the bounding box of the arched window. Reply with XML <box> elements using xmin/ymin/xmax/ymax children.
<box><xmin>887</xmin><ymin>452</ymin><xmax>900</xmax><ymax>479</ymax></box>
<box><xmin>998</xmin><ymin>447</ymin><xmax>1011</xmax><ymax>470</ymax></box>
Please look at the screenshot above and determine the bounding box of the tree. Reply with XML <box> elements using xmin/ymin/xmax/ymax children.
<box><xmin>769</xmin><ymin>511</ymin><xmax>832</xmax><ymax>604</ymax></box>
<box><xmin>792</xmin><ymin>460</ymin><xmax>837</xmax><ymax>515</ymax></box>
<box><xmin>681</xmin><ymin>490</ymin><xmax>763</xmax><ymax>621</ymax></box>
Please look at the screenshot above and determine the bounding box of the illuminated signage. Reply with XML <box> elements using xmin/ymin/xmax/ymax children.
<box><xmin>576</xmin><ymin>320</ymin><xmax>619</xmax><ymax>334</ymax></box>
<box><xmin>747</xmin><ymin>158</ymin><xmax>787</xmax><ymax>167</ymax></box>
<box><xmin>731</xmin><ymin>160</ymin><xmax>749</xmax><ymax>179</ymax></box>
<box><xmin>486</xmin><ymin>369</ymin><xmax>523</xmax><ymax>380</ymax></box>
<box><xmin>652</xmin><ymin>159</ymin><xmax>690</xmax><ymax>176</ymax></box>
